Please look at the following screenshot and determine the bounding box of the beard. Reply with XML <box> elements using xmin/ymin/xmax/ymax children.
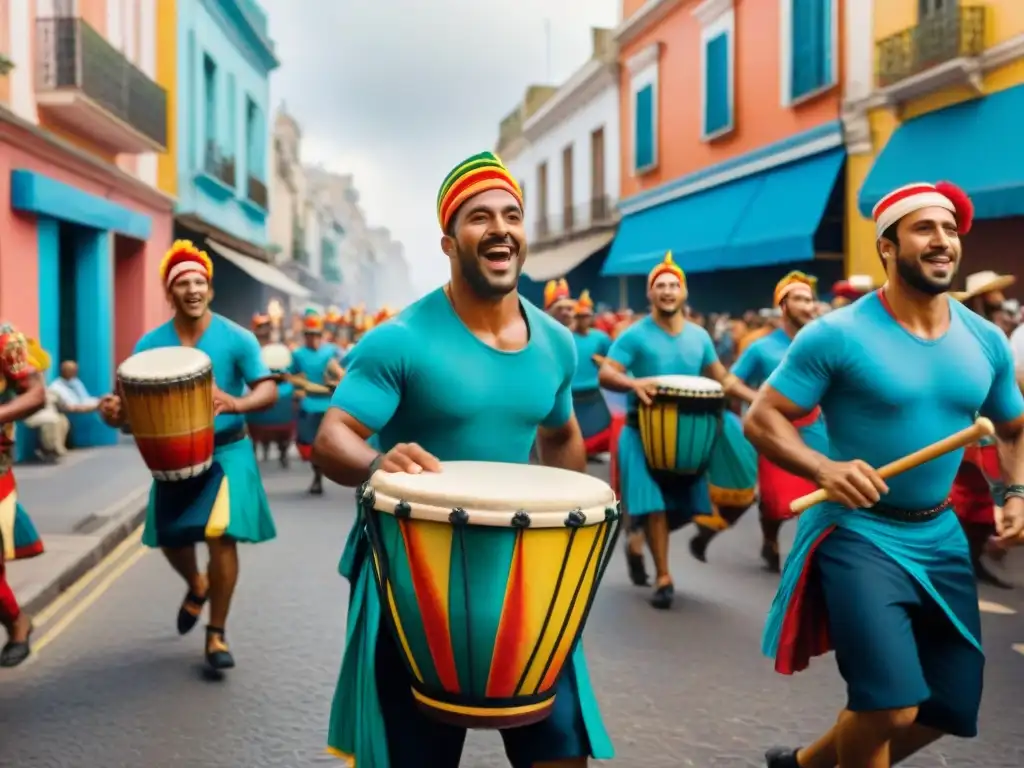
<box><xmin>654</xmin><ymin>302</ymin><xmax>682</xmax><ymax>319</ymax></box>
<box><xmin>456</xmin><ymin>238</ymin><xmax>522</xmax><ymax>300</ymax></box>
<box><xmin>894</xmin><ymin>248</ymin><xmax>957</xmax><ymax>296</ymax></box>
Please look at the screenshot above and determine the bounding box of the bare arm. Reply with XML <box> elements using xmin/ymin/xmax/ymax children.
<box><xmin>233</xmin><ymin>379</ymin><xmax>278</xmax><ymax>414</ymax></box>
<box><xmin>597</xmin><ymin>358</ymin><xmax>634</xmax><ymax>393</ymax></box>
<box><xmin>995</xmin><ymin>415</ymin><xmax>1024</xmax><ymax>487</ymax></box>
<box><xmin>0</xmin><ymin>374</ymin><xmax>46</xmax><ymax>424</ymax></box>
<box><xmin>743</xmin><ymin>386</ymin><xmax>826</xmax><ymax>480</ymax></box>
<box><xmin>312</xmin><ymin>408</ymin><xmax>380</xmax><ymax>486</ymax></box>
<box><xmin>536</xmin><ymin>417</ymin><xmax>586</xmax><ymax>472</ymax></box>
<box><xmin>325</xmin><ymin>358</ymin><xmax>345</xmax><ymax>385</ymax></box>
<box><xmin>704</xmin><ymin>359</ymin><xmax>758</xmax><ymax>404</ymax></box>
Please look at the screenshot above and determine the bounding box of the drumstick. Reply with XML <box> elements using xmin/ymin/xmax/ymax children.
<box><xmin>592</xmin><ymin>354</ymin><xmax>606</xmax><ymax>367</ymax></box>
<box><xmin>281</xmin><ymin>374</ymin><xmax>333</xmax><ymax>395</ymax></box>
<box><xmin>790</xmin><ymin>417</ymin><xmax>996</xmax><ymax>515</ymax></box>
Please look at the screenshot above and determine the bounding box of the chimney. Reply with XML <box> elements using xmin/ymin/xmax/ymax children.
<box><xmin>591</xmin><ymin>27</ymin><xmax>615</xmax><ymax>61</ymax></box>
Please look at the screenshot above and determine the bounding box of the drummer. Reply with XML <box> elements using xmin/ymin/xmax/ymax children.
<box><xmin>745</xmin><ymin>182</ymin><xmax>1024</xmax><ymax>768</ymax></box>
<box><xmin>544</xmin><ymin>278</ymin><xmax>575</xmax><ymax>327</ymax></box>
<box><xmin>729</xmin><ymin>272</ymin><xmax>828</xmax><ymax>572</ymax></box>
<box><xmin>247</xmin><ymin>314</ymin><xmax>296</xmax><ymax>468</ymax></box>
<box><xmin>98</xmin><ymin>240</ymin><xmax>278</xmax><ymax>672</ymax></box>
<box><xmin>0</xmin><ymin>322</ymin><xmax>47</xmax><ymax>668</ymax></box>
<box><xmin>313</xmin><ymin>150</ymin><xmax>613</xmax><ymax>767</ymax></box>
<box><xmin>571</xmin><ymin>290</ymin><xmax>613</xmax><ymax>459</ymax></box>
<box><xmin>291</xmin><ymin>310</ymin><xmax>343</xmax><ymax>495</ymax></box>
<box><xmin>597</xmin><ymin>252</ymin><xmax>758</xmax><ymax>609</ymax></box>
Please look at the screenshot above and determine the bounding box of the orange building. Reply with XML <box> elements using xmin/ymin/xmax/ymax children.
<box><xmin>603</xmin><ymin>0</ymin><xmax>848</xmax><ymax>313</ymax></box>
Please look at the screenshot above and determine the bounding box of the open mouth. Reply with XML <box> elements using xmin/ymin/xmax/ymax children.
<box><xmin>185</xmin><ymin>297</ymin><xmax>203</xmax><ymax>309</ymax></box>
<box><xmin>923</xmin><ymin>253</ymin><xmax>953</xmax><ymax>267</ymax></box>
<box><xmin>480</xmin><ymin>243</ymin><xmax>515</xmax><ymax>271</ymax></box>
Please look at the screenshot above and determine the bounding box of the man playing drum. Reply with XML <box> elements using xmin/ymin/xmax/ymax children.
<box><xmin>744</xmin><ymin>182</ymin><xmax>1024</xmax><ymax>768</ymax></box>
<box><xmin>98</xmin><ymin>241</ymin><xmax>279</xmax><ymax>672</ymax></box>
<box><xmin>730</xmin><ymin>272</ymin><xmax>829</xmax><ymax>572</ymax></box>
<box><xmin>291</xmin><ymin>310</ymin><xmax>343</xmax><ymax>495</ymax></box>
<box><xmin>0</xmin><ymin>323</ymin><xmax>47</xmax><ymax>668</ymax></box>
<box><xmin>597</xmin><ymin>252</ymin><xmax>757</xmax><ymax>609</ymax></box>
<box><xmin>247</xmin><ymin>314</ymin><xmax>296</xmax><ymax>467</ymax></box>
<box><xmin>313</xmin><ymin>151</ymin><xmax>613</xmax><ymax>768</ymax></box>
<box><xmin>571</xmin><ymin>290</ymin><xmax>613</xmax><ymax>459</ymax></box>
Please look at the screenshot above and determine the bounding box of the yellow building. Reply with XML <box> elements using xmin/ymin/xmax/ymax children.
<box><xmin>843</xmin><ymin>0</ymin><xmax>1024</xmax><ymax>296</ymax></box>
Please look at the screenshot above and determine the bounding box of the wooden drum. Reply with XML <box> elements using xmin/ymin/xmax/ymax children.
<box><xmin>261</xmin><ymin>342</ymin><xmax>292</xmax><ymax>373</ymax></box>
<box><xmin>361</xmin><ymin>462</ymin><xmax>621</xmax><ymax>729</ymax></box>
<box><xmin>637</xmin><ymin>375</ymin><xmax>725</xmax><ymax>474</ymax></box>
<box><xmin>117</xmin><ymin>347</ymin><xmax>215</xmax><ymax>481</ymax></box>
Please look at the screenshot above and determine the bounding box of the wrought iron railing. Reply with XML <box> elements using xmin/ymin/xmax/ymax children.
<box><xmin>247</xmin><ymin>176</ymin><xmax>268</xmax><ymax>209</ymax></box>
<box><xmin>35</xmin><ymin>17</ymin><xmax>168</xmax><ymax>147</ymax></box>
<box><xmin>204</xmin><ymin>141</ymin><xmax>235</xmax><ymax>188</ymax></box>
<box><xmin>533</xmin><ymin>195</ymin><xmax>619</xmax><ymax>241</ymax></box>
<box><xmin>876</xmin><ymin>6</ymin><xmax>986</xmax><ymax>88</ymax></box>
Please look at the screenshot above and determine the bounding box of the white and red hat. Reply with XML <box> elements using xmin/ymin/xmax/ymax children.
<box><xmin>871</xmin><ymin>181</ymin><xmax>974</xmax><ymax>239</ymax></box>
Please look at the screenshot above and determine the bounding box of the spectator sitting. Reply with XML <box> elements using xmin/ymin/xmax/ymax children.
<box><xmin>48</xmin><ymin>361</ymin><xmax>100</xmax><ymax>414</ymax></box>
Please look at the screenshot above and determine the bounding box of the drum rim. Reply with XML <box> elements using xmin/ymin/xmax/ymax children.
<box><xmin>117</xmin><ymin>347</ymin><xmax>213</xmax><ymax>381</ymax></box>
<box><xmin>362</xmin><ymin>485</ymin><xmax>620</xmax><ymax>528</ymax></box>
<box><xmin>649</xmin><ymin>386</ymin><xmax>725</xmax><ymax>398</ymax></box>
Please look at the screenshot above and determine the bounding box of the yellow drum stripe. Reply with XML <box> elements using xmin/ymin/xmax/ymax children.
<box><xmin>520</xmin><ymin>526</ymin><xmax>601</xmax><ymax>694</ymax></box>
<box><xmin>0</xmin><ymin>492</ymin><xmax>15</xmax><ymax>560</ymax></box>
<box><xmin>411</xmin><ymin>687</ymin><xmax>552</xmax><ymax>719</ymax></box>
<box><xmin>508</xmin><ymin>529</ymin><xmax>569</xmax><ymax>686</ymax></box>
<box><xmin>372</xmin><ymin>551</ymin><xmax>425</xmax><ymax>683</ymax></box>
<box><xmin>663</xmin><ymin>403</ymin><xmax>678</xmax><ymax>470</ymax></box>
<box><xmin>204</xmin><ymin>477</ymin><xmax>230</xmax><ymax>538</ymax></box>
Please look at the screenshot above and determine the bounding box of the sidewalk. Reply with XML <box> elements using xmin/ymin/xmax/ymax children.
<box><xmin>6</xmin><ymin>436</ymin><xmax>151</xmax><ymax>615</ymax></box>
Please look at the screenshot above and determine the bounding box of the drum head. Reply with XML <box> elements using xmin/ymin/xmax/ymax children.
<box><xmin>117</xmin><ymin>347</ymin><xmax>212</xmax><ymax>382</ymax></box>
<box><xmin>651</xmin><ymin>375</ymin><xmax>723</xmax><ymax>394</ymax></box>
<box><xmin>261</xmin><ymin>343</ymin><xmax>292</xmax><ymax>371</ymax></box>
<box><xmin>369</xmin><ymin>461</ymin><xmax>617</xmax><ymax>528</ymax></box>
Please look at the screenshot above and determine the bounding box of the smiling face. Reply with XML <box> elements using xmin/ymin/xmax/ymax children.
<box><xmin>781</xmin><ymin>284</ymin><xmax>816</xmax><ymax>330</ymax></box>
<box><xmin>648</xmin><ymin>273</ymin><xmax>686</xmax><ymax>317</ymax></box>
<box><xmin>168</xmin><ymin>273</ymin><xmax>212</xmax><ymax>319</ymax></box>
<box><xmin>881</xmin><ymin>206</ymin><xmax>962</xmax><ymax>296</ymax></box>
<box><xmin>442</xmin><ymin>188</ymin><xmax>526</xmax><ymax>300</ymax></box>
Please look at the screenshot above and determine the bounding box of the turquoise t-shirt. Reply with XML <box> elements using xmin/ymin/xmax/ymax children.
<box><xmin>606</xmin><ymin>316</ymin><xmax>718</xmax><ymax>411</ymax></box>
<box><xmin>731</xmin><ymin>328</ymin><xmax>792</xmax><ymax>389</ymax></box>
<box><xmin>133</xmin><ymin>313</ymin><xmax>271</xmax><ymax>435</ymax></box>
<box><xmin>330</xmin><ymin>288</ymin><xmax>576</xmax><ymax>462</ymax></box>
<box><xmin>292</xmin><ymin>342</ymin><xmax>340</xmax><ymax>414</ymax></box>
<box><xmin>571</xmin><ymin>329</ymin><xmax>611</xmax><ymax>392</ymax></box>
<box><xmin>767</xmin><ymin>294</ymin><xmax>1024</xmax><ymax>510</ymax></box>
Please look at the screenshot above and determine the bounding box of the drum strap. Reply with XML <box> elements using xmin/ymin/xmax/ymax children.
<box><xmin>214</xmin><ymin>428</ymin><xmax>247</xmax><ymax>448</ymax></box>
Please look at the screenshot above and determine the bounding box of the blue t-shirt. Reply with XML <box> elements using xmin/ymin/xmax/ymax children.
<box><xmin>330</xmin><ymin>288</ymin><xmax>576</xmax><ymax>463</ymax></box>
<box><xmin>767</xmin><ymin>294</ymin><xmax>1024</xmax><ymax>510</ymax></box>
<box><xmin>292</xmin><ymin>342</ymin><xmax>340</xmax><ymax>414</ymax></box>
<box><xmin>571</xmin><ymin>330</ymin><xmax>611</xmax><ymax>392</ymax></box>
<box><xmin>732</xmin><ymin>328</ymin><xmax>792</xmax><ymax>390</ymax></box>
<box><xmin>606</xmin><ymin>316</ymin><xmax>718</xmax><ymax>411</ymax></box>
<box><xmin>134</xmin><ymin>313</ymin><xmax>270</xmax><ymax>435</ymax></box>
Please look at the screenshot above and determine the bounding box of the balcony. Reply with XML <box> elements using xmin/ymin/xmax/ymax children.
<box><xmin>533</xmin><ymin>195</ymin><xmax>619</xmax><ymax>243</ymax></box>
<box><xmin>34</xmin><ymin>17</ymin><xmax>167</xmax><ymax>153</ymax></box>
<box><xmin>876</xmin><ymin>6</ymin><xmax>986</xmax><ymax>98</ymax></box>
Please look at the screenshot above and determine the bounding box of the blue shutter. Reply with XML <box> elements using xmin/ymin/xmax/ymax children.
<box><xmin>791</xmin><ymin>0</ymin><xmax>831</xmax><ymax>100</ymax></box>
<box><xmin>705</xmin><ymin>33</ymin><xmax>730</xmax><ymax>136</ymax></box>
<box><xmin>634</xmin><ymin>84</ymin><xmax>654</xmax><ymax>170</ymax></box>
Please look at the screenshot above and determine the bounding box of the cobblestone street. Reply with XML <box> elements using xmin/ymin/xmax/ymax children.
<box><xmin>2</xmin><ymin>460</ymin><xmax>1023</xmax><ymax>767</ymax></box>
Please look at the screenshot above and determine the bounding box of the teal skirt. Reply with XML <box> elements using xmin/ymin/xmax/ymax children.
<box><xmin>142</xmin><ymin>437</ymin><xmax>277</xmax><ymax>548</ymax></box>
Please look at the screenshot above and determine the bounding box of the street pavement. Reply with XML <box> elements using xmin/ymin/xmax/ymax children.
<box><xmin>2</xmin><ymin>458</ymin><xmax>1023</xmax><ymax>767</ymax></box>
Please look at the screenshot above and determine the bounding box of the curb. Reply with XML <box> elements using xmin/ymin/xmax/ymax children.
<box><xmin>22</xmin><ymin>489</ymin><xmax>150</xmax><ymax>617</ymax></box>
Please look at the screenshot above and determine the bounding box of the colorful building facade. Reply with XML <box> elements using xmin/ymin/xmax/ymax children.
<box><xmin>0</xmin><ymin>0</ymin><xmax>174</xmax><ymax>447</ymax></box>
<box><xmin>605</xmin><ymin>0</ymin><xmax>847</xmax><ymax>313</ymax></box>
<box><xmin>845</xmin><ymin>0</ymin><xmax>1024</xmax><ymax>298</ymax></box>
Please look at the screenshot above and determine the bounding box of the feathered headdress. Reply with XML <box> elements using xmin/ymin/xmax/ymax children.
<box><xmin>543</xmin><ymin>278</ymin><xmax>571</xmax><ymax>310</ymax></box>
<box><xmin>773</xmin><ymin>271</ymin><xmax>817</xmax><ymax>307</ymax></box>
<box><xmin>303</xmin><ymin>308</ymin><xmax>324</xmax><ymax>334</ymax></box>
<box><xmin>647</xmin><ymin>251</ymin><xmax>685</xmax><ymax>289</ymax></box>
<box><xmin>574</xmin><ymin>289</ymin><xmax>595</xmax><ymax>315</ymax></box>
<box><xmin>159</xmin><ymin>240</ymin><xmax>213</xmax><ymax>289</ymax></box>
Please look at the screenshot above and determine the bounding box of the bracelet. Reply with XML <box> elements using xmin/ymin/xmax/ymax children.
<box><xmin>367</xmin><ymin>453</ymin><xmax>385</xmax><ymax>479</ymax></box>
<box><xmin>1005</xmin><ymin>484</ymin><xmax>1024</xmax><ymax>500</ymax></box>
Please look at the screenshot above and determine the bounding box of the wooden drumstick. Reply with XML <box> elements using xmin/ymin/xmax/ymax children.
<box><xmin>282</xmin><ymin>374</ymin><xmax>333</xmax><ymax>395</ymax></box>
<box><xmin>790</xmin><ymin>417</ymin><xmax>996</xmax><ymax>515</ymax></box>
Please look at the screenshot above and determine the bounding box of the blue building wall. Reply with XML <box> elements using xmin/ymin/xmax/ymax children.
<box><xmin>176</xmin><ymin>0</ymin><xmax>278</xmax><ymax>246</ymax></box>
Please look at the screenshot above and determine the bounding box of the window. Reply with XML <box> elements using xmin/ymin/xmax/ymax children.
<box><xmin>784</xmin><ymin>0</ymin><xmax>837</xmax><ymax>104</ymax></box>
<box><xmin>203</xmin><ymin>54</ymin><xmax>217</xmax><ymax>156</ymax></box>
<box><xmin>226</xmin><ymin>74</ymin><xmax>236</xmax><ymax>157</ymax></box>
<box><xmin>246</xmin><ymin>97</ymin><xmax>263</xmax><ymax>181</ymax></box>
<box><xmin>561</xmin><ymin>144</ymin><xmax>574</xmax><ymax>232</ymax></box>
<box><xmin>536</xmin><ymin>162</ymin><xmax>549</xmax><ymax>236</ymax></box>
<box><xmin>634</xmin><ymin>84</ymin><xmax>655</xmax><ymax>171</ymax></box>
<box><xmin>590</xmin><ymin>127</ymin><xmax>606</xmax><ymax>220</ymax></box>
<box><xmin>700</xmin><ymin>5</ymin><xmax>734</xmax><ymax>140</ymax></box>
<box><xmin>919</xmin><ymin>0</ymin><xmax>956</xmax><ymax>18</ymax></box>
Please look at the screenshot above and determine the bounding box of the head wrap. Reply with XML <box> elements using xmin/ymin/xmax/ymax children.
<box><xmin>437</xmin><ymin>151</ymin><xmax>523</xmax><ymax>232</ymax></box>
<box><xmin>251</xmin><ymin>313</ymin><xmax>270</xmax><ymax>329</ymax></box>
<box><xmin>574</xmin><ymin>289</ymin><xmax>595</xmax><ymax>315</ymax></box>
<box><xmin>774</xmin><ymin>271</ymin><xmax>817</xmax><ymax>307</ymax></box>
<box><xmin>831</xmin><ymin>275</ymin><xmax>875</xmax><ymax>301</ymax></box>
<box><xmin>325</xmin><ymin>306</ymin><xmax>343</xmax><ymax>327</ymax></box>
<box><xmin>159</xmin><ymin>240</ymin><xmax>213</xmax><ymax>289</ymax></box>
<box><xmin>543</xmin><ymin>278</ymin><xmax>571</xmax><ymax>311</ymax></box>
<box><xmin>647</xmin><ymin>251</ymin><xmax>685</xmax><ymax>290</ymax></box>
<box><xmin>872</xmin><ymin>181</ymin><xmax>974</xmax><ymax>239</ymax></box>
<box><xmin>303</xmin><ymin>308</ymin><xmax>324</xmax><ymax>334</ymax></box>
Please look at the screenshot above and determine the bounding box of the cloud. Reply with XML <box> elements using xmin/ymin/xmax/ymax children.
<box><xmin>262</xmin><ymin>0</ymin><xmax>620</xmax><ymax>298</ymax></box>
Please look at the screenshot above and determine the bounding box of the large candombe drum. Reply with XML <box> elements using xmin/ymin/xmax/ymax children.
<box><xmin>637</xmin><ymin>375</ymin><xmax>725</xmax><ymax>474</ymax></box>
<box><xmin>260</xmin><ymin>342</ymin><xmax>292</xmax><ymax>373</ymax></box>
<box><xmin>117</xmin><ymin>347</ymin><xmax>215</xmax><ymax>481</ymax></box>
<box><xmin>361</xmin><ymin>461</ymin><xmax>621</xmax><ymax>729</ymax></box>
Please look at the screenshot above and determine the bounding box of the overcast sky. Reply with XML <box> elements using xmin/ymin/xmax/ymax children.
<box><xmin>262</xmin><ymin>0</ymin><xmax>620</xmax><ymax>298</ymax></box>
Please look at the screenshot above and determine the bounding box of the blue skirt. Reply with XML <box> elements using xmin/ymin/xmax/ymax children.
<box><xmin>617</xmin><ymin>424</ymin><xmax>712</xmax><ymax>529</ymax></box>
<box><xmin>572</xmin><ymin>388</ymin><xmax>612</xmax><ymax>440</ymax></box>
<box><xmin>142</xmin><ymin>437</ymin><xmax>276</xmax><ymax>548</ymax></box>
<box><xmin>297</xmin><ymin>409</ymin><xmax>326</xmax><ymax>447</ymax></box>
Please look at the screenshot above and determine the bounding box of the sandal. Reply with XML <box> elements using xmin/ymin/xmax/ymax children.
<box><xmin>623</xmin><ymin>542</ymin><xmax>650</xmax><ymax>586</ymax></box>
<box><xmin>205</xmin><ymin>626</ymin><xmax>235</xmax><ymax>671</ymax></box>
<box><xmin>0</xmin><ymin>624</ymin><xmax>34</xmax><ymax>668</ymax></box>
<box><xmin>177</xmin><ymin>587</ymin><xmax>208</xmax><ymax>635</ymax></box>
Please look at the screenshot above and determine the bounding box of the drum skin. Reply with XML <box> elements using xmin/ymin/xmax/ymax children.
<box><xmin>637</xmin><ymin>382</ymin><xmax>724</xmax><ymax>475</ymax></box>
<box><xmin>361</xmin><ymin>463</ymin><xmax>621</xmax><ymax>729</ymax></box>
<box><xmin>117</xmin><ymin>348</ymin><xmax>216</xmax><ymax>481</ymax></box>
<box><xmin>707</xmin><ymin>411</ymin><xmax>758</xmax><ymax>510</ymax></box>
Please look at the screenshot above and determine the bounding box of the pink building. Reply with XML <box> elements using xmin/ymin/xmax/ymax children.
<box><xmin>0</xmin><ymin>0</ymin><xmax>172</xmax><ymax>448</ymax></box>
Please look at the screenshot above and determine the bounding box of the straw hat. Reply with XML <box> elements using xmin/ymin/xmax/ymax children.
<box><xmin>951</xmin><ymin>271</ymin><xmax>1016</xmax><ymax>302</ymax></box>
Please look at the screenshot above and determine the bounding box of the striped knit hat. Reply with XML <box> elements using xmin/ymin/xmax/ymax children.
<box><xmin>872</xmin><ymin>181</ymin><xmax>974</xmax><ymax>239</ymax></box>
<box><xmin>437</xmin><ymin>151</ymin><xmax>523</xmax><ymax>232</ymax></box>
<box><xmin>648</xmin><ymin>251</ymin><xmax>685</xmax><ymax>289</ymax></box>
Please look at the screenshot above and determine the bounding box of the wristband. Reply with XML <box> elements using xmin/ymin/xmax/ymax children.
<box><xmin>367</xmin><ymin>453</ymin><xmax>385</xmax><ymax>479</ymax></box>
<box><xmin>1005</xmin><ymin>484</ymin><xmax>1024</xmax><ymax>501</ymax></box>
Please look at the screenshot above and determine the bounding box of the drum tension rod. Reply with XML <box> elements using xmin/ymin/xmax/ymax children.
<box><xmin>564</xmin><ymin>508</ymin><xmax>586</xmax><ymax>528</ymax></box>
<box><xmin>448</xmin><ymin>507</ymin><xmax>470</xmax><ymax>526</ymax></box>
<box><xmin>512</xmin><ymin>510</ymin><xmax>531</xmax><ymax>528</ymax></box>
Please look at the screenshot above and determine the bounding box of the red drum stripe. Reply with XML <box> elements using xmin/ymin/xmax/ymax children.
<box><xmin>400</xmin><ymin>521</ymin><xmax>461</xmax><ymax>693</ymax></box>
<box><xmin>135</xmin><ymin>429</ymin><xmax>215</xmax><ymax>471</ymax></box>
<box><xmin>486</xmin><ymin>537</ymin><xmax>527</xmax><ymax>697</ymax></box>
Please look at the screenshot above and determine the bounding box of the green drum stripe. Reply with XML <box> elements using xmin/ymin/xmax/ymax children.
<box><xmin>378</xmin><ymin>514</ymin><xmax>442</xmax><ymax>691</ymax></box>
<box><xmin>448</xmin><ymin>526</ymin><xmax>517</xmax><ymax>697</ymax></box>
<box><xmin>677</xmin><ymin>412</ymin><xmax>718</xmax><ymax>472</ymax></box>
